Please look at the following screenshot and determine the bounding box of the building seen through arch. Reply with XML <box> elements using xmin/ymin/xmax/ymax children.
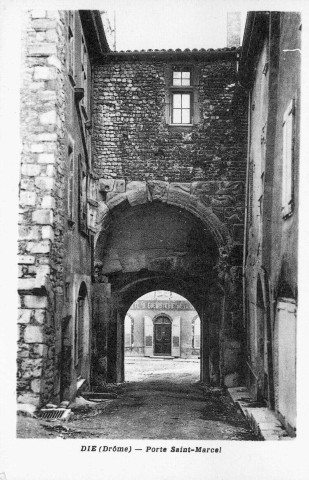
<box><xmin>124</xmin><ymin>291</ymin><xmax>201</xmax><ymax>359</ymax></box>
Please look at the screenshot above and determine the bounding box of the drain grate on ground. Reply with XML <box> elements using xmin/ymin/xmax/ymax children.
<box><xmin>38</xmin><ymin>408</ymin><xmax>71</xmax><ymax>421</ymax></box>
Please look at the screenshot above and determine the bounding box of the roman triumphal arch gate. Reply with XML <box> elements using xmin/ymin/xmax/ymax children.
<box><xmin>91</xmin><ymin>180</ymin><xmax>244</xmax><ymax>389</ymax></box>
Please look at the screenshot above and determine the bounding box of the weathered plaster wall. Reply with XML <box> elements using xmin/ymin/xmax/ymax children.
<box><xmin>243</xmin><ymin>13</ymin><xmax>300</xmax><ymax>435</ymax></box>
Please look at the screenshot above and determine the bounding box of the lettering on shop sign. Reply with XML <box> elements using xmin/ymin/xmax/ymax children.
<box><xmin>131</xmin><ymin>301</ymin><xmax>193</xmax><ymax>311</ymax></box>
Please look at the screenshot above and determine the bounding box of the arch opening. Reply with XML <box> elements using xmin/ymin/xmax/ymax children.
<box><xmin>124</xmin><ymin>290</ymin><xmax>201</xmax><ymax>383</ymax></box>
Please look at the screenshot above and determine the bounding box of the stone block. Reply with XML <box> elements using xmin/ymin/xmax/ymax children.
<box><xmin>27</xmin><ymin>240</ymin><xmax>51</xmax><ymax>254</ymax></box>
<box><xmin>31</xmin><ymin>10</ymin><xmax>46</xmax><ymax>19</ymax></box>
<box><xmin>19</xmin><ymin>191</ymin><xmax>36</xmax><ymax>206</ymax></box>
<box><xmin>41</xmin><ymin>195</ymin><xmax>55</xmax><ymax>209</ymax></box>
<box><xmin>47</xmin><ymin>54</ymin><xmax>62</xmax><ymax>70</ymax></box>
<box><xmin>35</xmin><ymin>176</ymin><xmax>54</xmax><ymax>191</ymax></box>
<box><xmin>46</xmin><ymin>29</ymin><xmax>58</xmax><ymax>42</ymax></box>
<box><xmin>19</xmin><ymin>225</ymin><xmax>41</xmax><ymax>241</ymax></box>
<box><xmin>24</xmin><ymin>325</ymin><xmax>44</xmax><ymax>343</ymax></box>
<box><xmin>148</xmin><ymin>180</ymin><xmax>169</xmax><ymax>202</ymax></box>
<box><xmin>17</xmin><ymin>393</ymin><xmax>40</xmax><ymax>407</ymax></box>
<box><xmin>191</xmin><ymin>181</ymin><xmax>220</xmax><ymax>196</ymax></box>
<box><xmin>30</xmin><ymin>143</ymin><xmax>45</xmax><ymax>153</ymax></box>
<box><xmin>18</xmin><ymin>309</ymin><xmax>32</xmax><ymax>324</ymax></box>
<box><xmin>40</xmin><ymin>110</ymin><xmax>57</xmax><ymax>125</ymax></box>
<box><xmin>31</xmin><ymin>379</ymin><xmax>41</xmax><ymax>393</ymax></box>
<box><xmin>126</xmin><ymin>187</ymin><xmax>148</xmax><ymax>207</ymax></box>
<box><xmin>37</xmin><ymin>90</ymin><xmax>57</xmax><ymax>102</ymax></box>
<box><xmin>29</xmin><ymin>43</ymin><xmax>57</xmax><ymax>57</ymax></box>
<box><xmin>34</xmin><ymin>265</ymin><xmax>51</xmax><ymax>290</ymax></box>
<box><xmin>114</xmin><ymin>179</ymin><xmax>126</xmax><ymax>192</ymax></box>
<box><xmin>18</xmin><ymin>278</ymin><xmax>36</xmax><ymax>291</ymax></box>
<box><xmin>106</xmin><ymin>192</ymin><xmax>128</xmax><ymax>209</ymax></box>
<box><xmin>17</xmin><ymin>403</ymin><xmax>37</xmax><ymax>417</ymax></box>
<box><xmin>167</xmin><ymin>186</ymin><xmax>188</xmax><ymax>207</ymax></box>
<box><xmin>42</xmin><ymin>225</ymin><xmax>54</xmax><ymax>241</ymax></box>
<box><xmin>169</xmin><ymin>183</ymin><xmax>191</xmax><ymax>194</ymax></box>
<box><xmin>20</xmin><ymin>178</ymin><xmax>34</xmax><ymax>190</ymax></box>
<box><xmin>32</xmin><ymin>209</ymin><xmax>53</xmax><ymax>225</ymax></box>
<box><xmin>33</xmin><ymin>309</ymin><xmax>46</xmax><ymax>324</ymax></box>
<box><xmin>99</xmin><ymin>178</ymin><xmax>115</xmax><ymax>192</ymax></box>
<box><xmin>46</xmin><ymin>165</ymin><xmax>56</xmax><ymax>177</ymax></box>
<box><xmin>18</xmin><ymin>255</ymin><xmax>36</xmax><ymax>265</ymax></box>
<box><xmin>34</xmin><ymin>66</ymin><xmax>57</xmax><ymax>80</ymax></box>
<box><xmin>37</xmin><ymin>153</ymin><xmax>55</xmax><ymax>164</ymax></box>
<box><xmin>21</xmin><ymin>164</ymin><xmax>41</xmax><ymax>176</ymax></box>
<box><xmin>29</xmin><ymin>81</ymin><xmax>45</xmax><ymax>91</ymax></box>
<box><xmin>24</xmin><ymin>295</ymin><xmax>48</xmax><ymax>309</ymax></box>
<box><xmin>33</xmin><ymin>344</ymin><xmax>46</xmax><ymax>356</ymax></box>
<box><xmin>31</xmin><ymin>133</ymin><xmax>57</xmax><ymax>142</ymax></box>
<box><xmin>211</xmin><ymin>195</ymin><xmax>234</xmax><ymax>207</ymax></box>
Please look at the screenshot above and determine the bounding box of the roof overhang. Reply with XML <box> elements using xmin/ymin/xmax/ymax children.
<box><xmin>79</xmin><ymin>10</ymin><xmax>110</xmax><ymax>59</ymax></box>
<box><xmin>101</xmin><ymin>47</ymin><xmax>240</xmax><ymax>64</ymax></box>
<box><xmin>239</xmin><ymin>11</ymin><xmax>270</xmax><ymax>88</ymax></box>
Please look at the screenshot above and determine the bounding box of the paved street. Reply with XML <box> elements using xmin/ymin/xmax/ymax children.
<box><xmin>18</xmin><ymin>358</ymin><xmax>259</xmax><ymax>440</ymax></box>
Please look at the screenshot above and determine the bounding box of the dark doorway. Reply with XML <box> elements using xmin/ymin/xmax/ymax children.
<box><xmin>154</xmin><ymin>316</ymin><xmax>172</xmax><ymax>355</ymax></box>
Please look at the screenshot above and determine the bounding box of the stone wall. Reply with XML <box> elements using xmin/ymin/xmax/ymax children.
<box><xmin>92</xmin><ymin>52</ymin><xmax>247</xmax><ymax>183</ymax></box>
<box><xmin>18</xmin><ymin>10</ymin><xmax>66</xmax><ymax>406</ymax></box>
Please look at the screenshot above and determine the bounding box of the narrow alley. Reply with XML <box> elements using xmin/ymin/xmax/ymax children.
<box><xmin>17</xmin><ymin>359</ymin><xmax>259</xmax><ymax>440</ymax></box>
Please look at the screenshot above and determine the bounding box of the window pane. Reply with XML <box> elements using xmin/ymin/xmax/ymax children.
<box><xmin>182</xmin><ymin>109</ymin><xmax>191</xmax><ymax>124</ymax></box>
<box><xmin>182</xmin><ymin>71</ymin><xmax>190</xmax><ymax>78</ymax></box>
<box><xmin>173</xmin><ymin>109</ymin><xmax>181</xmax><ymax>123</ymax></box>
<box><xmin>182</xmin><ymin>94</ymin><xmax>190</xmax><ymax>108</ymax></box>
<box><xmin>173</xmin><ymin>94</ymin><xmax>182</xmax><ymax>108</ymax></box>
<box><xmin>181</xmin><ymin>78</ymin><xmax>190</xmax><ymax>86</ymax></box>
<box><xmin>173</xmin><ymin>71</ymin><xmax>181</xmax><ymax>85</ymax></box>
<box><xmin>173</xmin><ymin>78</ymin><xmax>182</xmax><ymax>86</ymax></box>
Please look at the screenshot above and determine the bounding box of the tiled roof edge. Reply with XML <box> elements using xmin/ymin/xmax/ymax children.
<box><xmin>100</xmin><ymin>47</ymin><xmax>241</xmax><ymax>62</ymax></box>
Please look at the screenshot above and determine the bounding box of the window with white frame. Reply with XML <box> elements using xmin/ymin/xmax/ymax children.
<box><xmin>282</xmin><ymin>99</ymin><xmax>295</xmax><ymax>218</ymax></box>
<box><xmin>166</xmin><ymin>66</ymin><xmax>199</xmax><ymax>126</ymax></box>
<box><xmin>171</xmin><ymin>69</ymin><xmax>192</xmax><ymax>124</ymax></box>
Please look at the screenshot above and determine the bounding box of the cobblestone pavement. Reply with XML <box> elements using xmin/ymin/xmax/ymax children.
<box><xmin>18</xmin><ymin>358</ymin><xmax>260</xmax><ymax>440</ymax></box>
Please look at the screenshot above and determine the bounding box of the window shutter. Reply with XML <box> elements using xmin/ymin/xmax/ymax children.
<box><xmin>282</xmin><ymin>99</ymin><xmax>295</xmax><ymax>218</ymax></box>
<box><xmin>248</xmin><ymin>160</ymin><xmax>254</xmax><ymax>225</ymax></box>
<box><xmin>68</xmin><ymin>147</ymin><xmax>74</xmax><ymax>221</ymax></box>
<box><xmin>78</xmin><ymin>155</ymin><xmax>87</xmax><ymax>233</ymax></box>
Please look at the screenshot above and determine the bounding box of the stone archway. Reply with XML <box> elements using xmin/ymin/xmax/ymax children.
<box><xmin>91</xmin><ymin>180</ymin><xmax>244</xmax><ymax>390</ymax></box>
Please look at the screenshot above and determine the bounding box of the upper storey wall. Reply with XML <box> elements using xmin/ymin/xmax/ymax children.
<box><xmin>92</xmin><ymin>52</ymin><xmax>248</xmax><ymax>183</ymax></box>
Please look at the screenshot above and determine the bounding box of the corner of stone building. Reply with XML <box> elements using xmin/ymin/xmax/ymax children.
<box><xmin>18</xmin><ymin>9</ymin><xmax>67</xmax><ymax>407</ymax></box>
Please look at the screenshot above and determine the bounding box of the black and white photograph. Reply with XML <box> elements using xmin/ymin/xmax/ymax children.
<box><xmin>0</xmin><ymin>0</ymin><xmax>308</xmax><ymax>478</ymax></box>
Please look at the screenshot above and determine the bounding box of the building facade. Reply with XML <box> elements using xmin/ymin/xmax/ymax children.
<box><xmin>125</xmin><ymin>291</ymin><xmax>200</xmax><ymax>358</ymax></box>
<box><xmin>18</xmin><ymin>10</ymin><xmax>109</xmax><ymax>406</ymax></box>
<box><xmin>240</xmin><ymin>12</ymin><xmax>300</xmax><ymax>436</ymax></box>
<box><xmin>17</xmin><ymin>9</ymin><xmax>300</xmax><ymax>438</ymax></box>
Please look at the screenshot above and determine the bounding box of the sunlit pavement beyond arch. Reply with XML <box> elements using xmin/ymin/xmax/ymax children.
<box><xmin>62</xmin><ymin>358</ymin><xmax>259</xmax><ymax>440</ymax></box>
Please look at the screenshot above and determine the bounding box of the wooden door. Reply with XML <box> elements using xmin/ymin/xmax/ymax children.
<box><xmin>154</xmin><ymin>317</ymin><xmax>171</xmax><ymax>355</ymax></box>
